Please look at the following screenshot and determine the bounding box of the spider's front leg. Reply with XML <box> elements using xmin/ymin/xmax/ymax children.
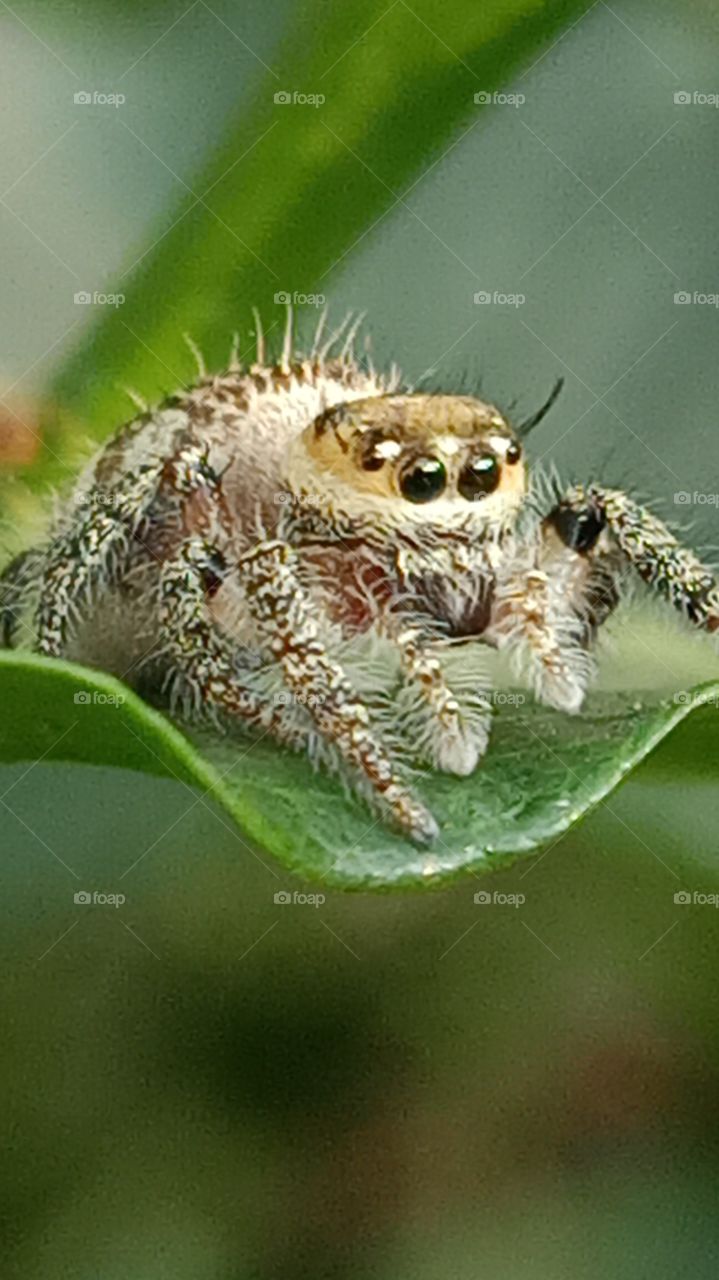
<box><xmin>236</xmin><ymin>540</ymin><xmax>440</xmax><ymax>844</ymax></box>
<box><xmin>486</xmin><ymin>548</ymin><xmax>594</xmax><ymax>715</ymax></box>
<box><xmin>380</xmin><ymin>621</ymin><xmax>491</xmax><ymax>776</ymax></box>
<box><xmin>551</xmin><ymin>484</ymin><xmax>719</xmax><ymax>633</ymax></box>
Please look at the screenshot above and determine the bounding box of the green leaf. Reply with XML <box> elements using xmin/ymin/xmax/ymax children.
<box><xmin>32</xmin><ymin>0</ymin><xmax>590</xmax><ymax>485</ymax></box>
<box><xmin>1</xmin><ymin>650</ymin><xmax>716</xmax><ymax>890</ymax></box>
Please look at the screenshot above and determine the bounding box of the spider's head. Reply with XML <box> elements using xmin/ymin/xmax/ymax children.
<box><xmin>288</xmin><ymin>394</ymin><xmax>527</xmax><ymax>529</ymax></box>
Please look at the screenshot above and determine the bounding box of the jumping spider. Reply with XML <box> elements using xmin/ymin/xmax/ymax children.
<box><xmin>2</xmin><ymin>313</ymin><xmax>717</xmax><ymax>844</ymax></box>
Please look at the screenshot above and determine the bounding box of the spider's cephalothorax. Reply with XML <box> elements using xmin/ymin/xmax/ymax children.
<box><xmin>2</xmin><ymin>313</ymin><xmax>717</xmax><ymax>845</ymax></box>
<box><xmin>279</xmin><ymin>392</ymin><xmax>528</xmax><ymax>640</ymax></box>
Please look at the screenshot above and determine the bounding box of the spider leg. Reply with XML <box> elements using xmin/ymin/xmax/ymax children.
<box><xmin>0</xmin><ymin>546</ymin><xmax>44</xmax><ymax>648</ymax></box>
<box><xmin>132</xmin><ymin>444</ymin><xmax>313</xmax><ymax>748</ymax></box>
<box><xmin>35</xmin><ymin>463</ymin><xmax>163</xmax><ymax>657</ymax></box>
<box><xmin>382</xmin><ymin>622</ymin><xmax>492</xmax><ymax>775</ymax></box>
<box><xmin>487</xmin><ymin>557</ymin><xmax>593</xmax><ymax>714</ymax></box>
<box><xmin>34</xmin><ymin>438</ymin><xmax>225</xmax><ymax>659</ymax></box>
<box><xmin>158</xmin><ymin>535</ymin><xmax>307</xmax><ymax>751</ymax></box>
<box><xmin>551</xmin><ymin>485</ymin><xmax>719</xmax><ymax>633</ymax></box>
<box><xmin>540</xmin><ymin>496</ymin><xmax>624</xmax><ymax>641</ymax></box>
<box><xmin>236</xmin><ymin>539</ymin><xmax>439</xmax><ymax>844</ymax></box>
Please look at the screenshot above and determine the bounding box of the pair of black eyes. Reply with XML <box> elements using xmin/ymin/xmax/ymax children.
<box><xmin>398</xmin><ymin>444</ymin><xmax>521</xmax><ymax>504</ymax></box>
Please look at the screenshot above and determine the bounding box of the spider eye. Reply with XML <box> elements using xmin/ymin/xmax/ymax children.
<box><xmin>505</xmin><ymin>442</ymin><xmax>522</xmax><ymax>466</ymax></box>
<box><xmin>458</xmin><ymin>452</ymin><xmax>500</xmax><ymax>501</ymax></box>
<box><xmin>399</xmin><ymin>457</ymin><xmax>447</xmax><ymax>503</ymax></box>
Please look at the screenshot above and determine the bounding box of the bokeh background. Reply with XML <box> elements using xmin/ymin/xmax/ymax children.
<box><xmin>1</xmin><ymin>0</ymin><xmax>719</xmax><ymax>1275</ymax></box>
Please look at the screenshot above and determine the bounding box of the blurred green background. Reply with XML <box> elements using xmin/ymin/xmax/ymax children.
<box><xmin>1</xmin><ymin>0</ymin><xmax>719</xmax><ymax>1275</ymax></box>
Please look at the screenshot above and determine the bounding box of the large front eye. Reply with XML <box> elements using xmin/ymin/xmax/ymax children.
<box><xmin>399</xmin><ymin>457</ymin><xmax>447</xmax><ymax>504</ymax></box>
<box><xmin>458</xmin><ymin>452</ymin><xmax>500</xmax><ymax>501</ymax></box>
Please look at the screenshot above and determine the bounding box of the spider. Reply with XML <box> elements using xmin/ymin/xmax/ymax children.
<box><xmin>1</xmin><ymin>312</ymin><xmax>717</xmax><ymax>844</ymax></box>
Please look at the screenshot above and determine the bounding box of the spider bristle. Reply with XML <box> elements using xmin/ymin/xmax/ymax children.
<box><xmin>517</xmin><ymin>377</ymin><xmax>565</xmax><ymax>439</ymax></box>
<box><xmin>120</xmin><ymin>385</ymin><xmax>149</xmax><ymax>413</ymax></box>
<box><xmin>318</xmin><ymin>310</ymin><xmax>354</xmax><ymax>363</ymax></box>
<box><xmin>312</xmin><ymin>306</ymin><xmax>328</xmax><ymax>357</ymax></box>
<box><xmin>183</xmin><ymin>333</ymin><xmax>207</xmax><ymax>379</ymax></box>
<box><xmin>228</xmin><ymin>331</ymin><xmax>242</xmax><ymax>371</ymax></box>
<box><xmin>341</xmin><ymin>311</ymin><xmax>366</xmax><ymax>361</ymax></box>
<box><xmin>280</xmin><ymin>303</ymin><xmax>293</xmax><ymax>372</ymax></box>
<box><xmin>251</xmin><ymin>307</ymin><xmax>265</xmax><ymax>366</ymax></box>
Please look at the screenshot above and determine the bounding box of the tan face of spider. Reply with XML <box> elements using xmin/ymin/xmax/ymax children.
<box><xmin>297</xmin><ymin>394</ymin><xmax>526</xmax><ymax>518</ymax></box>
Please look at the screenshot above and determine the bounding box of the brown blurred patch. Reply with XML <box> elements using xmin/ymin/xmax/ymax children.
<box><xmin>0</xmin><ymin>395</ymin><xmax>42</xmax><ymax>467</ymax></box>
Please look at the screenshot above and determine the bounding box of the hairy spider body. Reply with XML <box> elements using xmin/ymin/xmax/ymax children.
<box><xmin>2</xmin><ymin>315</ymin><xmax>717</xmax><ymax>844</ymax></box>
